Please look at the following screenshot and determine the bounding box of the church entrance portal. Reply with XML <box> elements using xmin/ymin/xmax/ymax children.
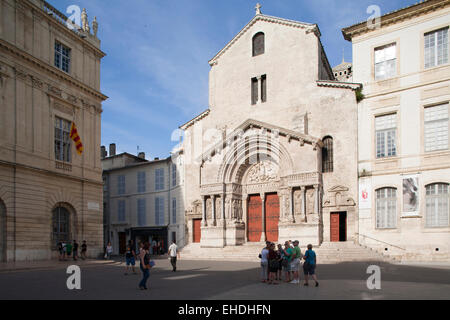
<box><xmin>330</xmin><ymin>212</ymin><xmax>347</xmax><ymax>242</ymax></box>
<box><xmin>247</xmin><ymin>193</ymin><xmax>280</xmax><ymax>243</ymax></box>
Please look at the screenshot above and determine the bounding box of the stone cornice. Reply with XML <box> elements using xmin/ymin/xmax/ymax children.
<box><xmin>316</xmin><ymin>80</ymin><xmax>362</xmax><ymax>91</ymax></box>
<box><xmin>208</xmin><ymin>14</ymin><xmax>319</xmax><ymax>66</ymax></box>
<box><xmin>0</xmin><ymin>39</ymin><xmax>108</xmax><ymax>102</ymax></box>
<box><xmin>179</xmin><ymin>109</ymin><xmax>210</xmax><ymax>130</ymax></box>
<box><xmin>342</xmin><ymin>0</ymin><xmax>450</xmax><ymax>41</ymax></box>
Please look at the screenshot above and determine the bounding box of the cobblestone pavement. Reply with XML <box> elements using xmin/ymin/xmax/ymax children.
<box><xmin>0</xmin><ymin>259</ymin><xmax>449</xmax><ymax>300</ymax></box>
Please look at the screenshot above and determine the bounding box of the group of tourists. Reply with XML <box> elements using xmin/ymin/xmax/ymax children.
<box><xmin>259</xmin><ymin>240</ymin><xmax>319</xmax><ymax>287</ymax></box>
<box><xmin>121</xmin><ymin>239</ymin><xmax>180</xmax><ymax>290</ymax></box>
<box><xmin>57</xmin><ymin>240</ymin><xmax>87</xmax><ymax>261</ymax></box>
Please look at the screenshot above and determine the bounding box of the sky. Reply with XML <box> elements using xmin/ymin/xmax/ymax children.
<box><xmin>52</xmin><ymin>0</ymin><xmax>418</xmax><ymax>159</ymax></box>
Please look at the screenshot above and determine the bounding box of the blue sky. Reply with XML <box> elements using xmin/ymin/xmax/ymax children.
<box><xmin>53</xmin><ymin>0</ymin><xmax>418</xmax><ymax>159</ymax></box>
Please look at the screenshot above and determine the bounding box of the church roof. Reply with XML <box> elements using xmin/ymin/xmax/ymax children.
<box><xmin>208</xmin><ymin>13</ymin><xmax>320</xmax><ymax>66</ymax></box>
<box><xmin>332</xmin><ymin>61</ymin><xmax>352</xmax><ymax>72</ymax></box>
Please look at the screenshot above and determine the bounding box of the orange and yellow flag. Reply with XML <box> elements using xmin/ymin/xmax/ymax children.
<box><xmin>70</xmin><ymin>122</ymin><xmax>84</xmax><ymax>155</ymax></box>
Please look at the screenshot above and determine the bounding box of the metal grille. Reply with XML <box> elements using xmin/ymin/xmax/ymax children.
<box><xmin>52</xmin><ymin>206</ymin><xmax>70</xmax><ymax>245</ymax></box>
<box><xmin>322</xmin><ymin>136</ymin><xmax>333</xmax><ymax>173</ymax></box>
<box><xmin>252</xmin><ymin>32</ymin><xmax>265</xmax><ymax>57</ymax></box>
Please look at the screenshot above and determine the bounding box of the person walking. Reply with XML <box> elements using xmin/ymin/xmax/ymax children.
<box><xmin>282</xmin><ymin>241</ymin><xmax>293</xmax><ymax>282</ymax></box>
<box><xmin>168</xmin><ymin>240</ymin><xmax>180</xmax><ymax>272</ymax></box>
<box><xmin>139</xmin><ymin>242</ymin><xmax>153</xmax><ymax>290</ymax></box>
<box><xmin>124</xmin><ymin>243</ymin><xmax>137</xmax><ymax>275</ymax></box>
<box><xmin>290</xmin><ymin>240</ymin><xmax>303</xmax><ymax>284</ymax></box>
<box><xmin>105</xmin><ymin>242</ymin><xmax>113</xmax><ymax>260</ymax></box>
<box><xmin>259</xmin><ymin>241</ymin><xmax>270</xmax><ymax>283</ymax></box>
<box><xmin>267</xmin><ymin>243</ymin><xmax>279</xmax><ymax>285</ymax></box>
<box><xmin>303</xmin><ymin>244</ymin><xmax>319</xmax><ymax>287</ymax></box>
<box><xmin>62</xmin><ymin>242</ymin><xmax>67</xmax><ymax>261</ymax></box>
<box><xmin>81</xmin><ymin>241</ymin><xmax>87</xmax><ymax>260</ymax></box>
<box><xmin>72</xmin><ymin>240</ymin><xmax>79</xmax><ymax>261</ymax></box>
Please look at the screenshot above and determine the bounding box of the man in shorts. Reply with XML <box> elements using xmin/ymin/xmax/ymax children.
<box><xmin>125</xmin><ymin>243</ymin><xmax>137</xmax><ymax>275</ymax></box>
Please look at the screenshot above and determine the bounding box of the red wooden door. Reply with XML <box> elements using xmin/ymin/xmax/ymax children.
<box><xmin>247</xmin><ymin>195</ymin><xmax>262</xmax><ymax>242</ymax></box>
<box><xmin>265</xmin><ymin>194</ymin><xmax>280</xmax><ymax>243</ymax></box>
<box><xmin>193</xmin><ymin>219</ymin><xmax>201</xmax><ymax>243</ymax></box>
<box><xmin>330</xmin><ymin>213</ymin><xmax>340</xmax><ymax>242</ymax></box>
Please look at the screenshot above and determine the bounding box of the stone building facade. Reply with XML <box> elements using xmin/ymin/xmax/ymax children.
<box><xmin>102</xmin><ymin>147</ymin><xmax>185</xmax><ymax>255</ymax></box>
<box><xmin>0</xmin><ymin>0</ymin><xmax>106</xmax><ymax>261</ymax></box>
<box><xmin>343</xmin><ymin>0</ymin><xmax>450</xmax><ymax>261</ymax></box>
<box><xmin>181</xmin><ymin>9</ymin><xmax>361</xmax><ymax>248</ymax></box>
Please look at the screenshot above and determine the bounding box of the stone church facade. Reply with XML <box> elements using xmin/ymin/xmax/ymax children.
<box><xmin>181</xmin><ymin>10</ymin><xmax>361</xmax><ymax>248</ymax></box>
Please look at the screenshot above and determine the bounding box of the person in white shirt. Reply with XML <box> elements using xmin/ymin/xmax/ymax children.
<box><xmin>259</xmin><ymin>241</ymin><xmax>270</xmax><ymax>283</ymax></box>
<box><xmin>168</xmin><ymin>241</ymin><xmax>180</xmax><ymax>272</ymax></box>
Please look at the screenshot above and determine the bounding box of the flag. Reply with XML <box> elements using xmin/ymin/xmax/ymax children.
<box><xmin>70</xmin><ymin>122</ymin><xmax>84</xmax><ymax>155</ymax></box>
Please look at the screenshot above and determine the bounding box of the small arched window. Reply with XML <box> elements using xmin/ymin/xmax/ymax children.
<box><xmin>376</xmin><ymin>188</ymin><xmax>397</xmax><ymax>229</ymax></box>
<box><xmin>426</xmin><ymin>183</ymin><xmax>449</xmax><ymax>227</ymax></box>
<box><xmin>252</xmin><ymin>32</ymin><xmax>265</xmax><ymax>57</ymax></box>
<box><xmin>52</xmin><ymin>206</ymin><xmax>70</xmax><ymax>245</ymax></box>
<box><xmin>322</xmin><ymin>136</ymin><xmax>333</xmax><ymax>173</ymax></box>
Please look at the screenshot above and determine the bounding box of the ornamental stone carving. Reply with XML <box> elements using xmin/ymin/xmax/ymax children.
<box><xmin>206</xmin><ymin>197</ymin><xmax>212</xmax><ymax>220</ymax></box>
<box><xmin>247</xmin><ymin>161</ymin><xmax>278</xmax><ymax>183</ymax></box>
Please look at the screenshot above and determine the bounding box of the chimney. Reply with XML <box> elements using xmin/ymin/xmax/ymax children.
<box><xmin>101</xmin><ymin>146</ymin><xmax>107</xmax><ymax>159</ymax></box>
<box><xmin>109</xmin><ymin>143</ymin><xmax>116</xmax><ymax>157</ymax></box>
<box><xmin>138</xmin><ymin>152</ymin><xmax>146</xmax><ymax>160</ymax></box>
<box><xmin>154</xmin><ymin>157</ymin><xmax>159</xmax><ymax>161</ymax></box>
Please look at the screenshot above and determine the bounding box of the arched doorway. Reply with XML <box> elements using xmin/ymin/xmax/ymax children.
<box><xmin>52</xmin><ymin>203</ymin><xmax>77</xmax><ymax>248</ymax></box>
<box><xmin>0</xmin><ymin>200</ymin><xmax>6</xmax><ymax>262</ymax></box>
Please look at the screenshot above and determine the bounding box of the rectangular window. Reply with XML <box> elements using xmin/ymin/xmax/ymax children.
<box><xmin>137</xmin><ymin>171</ymin><xmax>146</xmax><ymax>193</ymax></box>
<box><xmin>426</xmin><ymin>184</ymin><xmax>449</xmax><ymax>227</ymax></box>
<box><xmin>376</xmin><ymin>188</ymin><xmax>397</xmax><ymax>229</ymax></box>
<box><xmin>54</xmin><ymin>42</ymin><xmax>71</xmax><ymax>73</ymax></box>
<box><xmin>424</xmin><ymin>104</ymin><xmax>449</xmax><ymax>152</ymax></box>
<box><xmin>172</xmin><ymin>198</ymin><xmax>177</xmax><ymax>224</ymax></box>
<box><xmin>118</xmin><ymin>200</ymin><xmax>125</xmax><ymax>222</ymax></box>
<box><xmin>251</xmin><ymin>77</ymin><xmax>258</xmax><ymax>105</ymax></box>
<box><xmin>374</xmin><ymin>43</ymin><xmax>396</xmax><ymax>80</ymax></box>
<box><xmin>172</xmin><ymin>164</ymin><xmax>177</xmax><ymax>187</ymax></box>
<box><xmin>376</xmin><ymin>114</ymin><xmax>397</xmax><ymax>158</ymax></box>
<box><xmin>425</xmin><ymin>27</ymin><xmax>449</xmax><ymax>69</ymax></box>
<box><xmin>54</xmin><ymin>117</ymin><xmax>72</xmax><ymax>163</ymax></box>
<box><xmin>117</xmin><ymin>175</ymin><xmax>125</xmax><ymax>195</ymax></box>
<box><xmin>137</xmin><ymin>199</ymin><xmax>146</xmax><ymax>226</ymax></box>
<box><xmin>155</xmin><ymin>197</ymin><xmax>164</xmax><ymax>226</ymax></box>
<box><xmin>155</xmin><ymin>168</ymin><xmax>165</xmax><ymax>191</ymax></box>
<box><xmin>261</xmin><ymin>75</ymin><xmax>267</xmax><ymax>103</ymax></box>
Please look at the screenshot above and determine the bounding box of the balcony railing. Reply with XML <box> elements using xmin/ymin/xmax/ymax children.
<box><xmin>41</xmin><ymin>0</ymin><xmax>82</xmax><ymax>35</ymax></box>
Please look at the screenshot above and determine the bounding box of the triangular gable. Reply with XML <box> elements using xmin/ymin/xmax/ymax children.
<box><xmin>208</xmin><ymin>14</ymin><xmax>320</xmax><ymax>66</ymax></box>
<box><xmin>198</xmin><ymin>118</ymin><xmax>322</xmax><ymax>163</ymax></box>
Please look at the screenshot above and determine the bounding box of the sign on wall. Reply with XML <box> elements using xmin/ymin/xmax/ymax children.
<box><xmin>359</xmin><ymin>178</ymin><xmax>372</xmax><ymax>209</ymax></box>
<box><xmin>402</xmin><ymin>175</ymin><xmax>419</xmax><ymax>216</ymax></box>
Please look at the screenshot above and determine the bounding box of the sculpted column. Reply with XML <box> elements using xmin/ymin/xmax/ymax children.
<box><xmin>301</xmin><ymin>186</ymin><xmax>307</xmax><ymax>222</ymax></box>
<box><xmin>243</xmin><ymin>194</ymin><xmax>248</xmax><ymax>224</ymax></box>
<box><xmin>288</xmin><ymin>187</ymin><xmax>294</xmax><ymax>223</ymax></box>
<box><xmin>212</xmin><ymin>195</ymin><xmax>216</xmax><ymax>226</ymax></box>
<box><xmin>260</xmin><ymin>193</ymin><xmax>266</xmax><ymax>242</ymax></box>
<box><xmin>221</xmin><ymin>194</ymin><xmax>226</xmax><ymax>225</ymax></box>
<box><xmin>313</xmin><ymin>185</ymin><xmax>321</xmax><ymax>216</ymax></box>
<box><xmin>201</xmin><ymin>196</ymin><xmax>207</xmax><ymax>226</ymax></box>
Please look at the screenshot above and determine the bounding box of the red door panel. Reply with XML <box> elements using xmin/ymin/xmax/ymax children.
<box><xmin>330</xmin><ymin>213</ymin><xmax>340</xmax><ymax>242</ymax></box>
<box><xmin>265</xmin><ymin>194</ymin><xmax>280</xmax><ymax>243</ymax></box>
<box><xmin>193</xmin><ymin>219</ymin><xmax>201</xmax><ymax>243</ymax></box>
<box><xmin>247</xmin><ymin>195</ymin><xmax>262</xmax><ymax>242</ymax></box>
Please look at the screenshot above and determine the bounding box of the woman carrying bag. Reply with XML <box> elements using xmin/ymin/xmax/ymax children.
<box><xmin>139</xmin><ymin>242</ymin><xmax>154</xmax><ymax>290</ymax></box>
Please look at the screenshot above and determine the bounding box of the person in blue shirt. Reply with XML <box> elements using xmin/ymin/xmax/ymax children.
<box><xmin>303</xmin><ymin>244</ymin><xmax>319</xmax><ymax>287</ymax></box>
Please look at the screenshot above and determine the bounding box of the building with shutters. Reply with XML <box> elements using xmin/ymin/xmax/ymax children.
<box><xmin>343</xmin><ymin>0</ymin><xmax>450</xmax><ymax>261</ymax></box>
<box><xmin>102</xmin><ymin>145</ymin><xmax>185</xmax><ymax>255</ymax></box>
<box><xmin>0</xmin><ymin>0</ymin><xmax>106</xmax><ymax>261</ymax></box>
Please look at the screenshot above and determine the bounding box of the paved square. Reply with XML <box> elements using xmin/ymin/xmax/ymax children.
<box><xmin>0</xmin><ymin>259</ymin><xmax>449</xmax><ymax>300</ymax></box>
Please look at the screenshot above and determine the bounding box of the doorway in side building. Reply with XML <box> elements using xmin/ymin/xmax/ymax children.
<box><xmin>330</xmin><ymin>212</ymin><xmax>347</xmax><ymax>242</ymax></box>
<box><xmin>118</xmin><ymin>232</ymin><xmax>127</xmax><ymax>254</ymax></box>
